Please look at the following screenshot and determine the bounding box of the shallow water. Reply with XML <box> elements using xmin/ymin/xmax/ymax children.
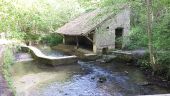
<box><xmin>11</xmin><ymin>61</ymin><xmax>83</xmax><ymax>96</ymax></box>
<box><xmin>11</xmin><ymin>60</ymin><xmax>170</xmax><ymax>96</ymax></box>
<box><xmin>36</xmin><ymin>45</ymin><xmax>67</xmax><ymax>57</ymax></box>
<box><xmin>11</xmin><ymin>47</ymin><xmax>170</xmax><ymax>96</ymax></box>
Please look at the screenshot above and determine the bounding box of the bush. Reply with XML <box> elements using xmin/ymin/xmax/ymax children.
<box><xmin>3</xmin><ymin>47</ymin><xmax>15</xmax><ymax>94</ymax></box>
<box><xmin>127</xmin><ymin>26</ymin><xmax>148</xmax><ymax>50</ymax></box>
<box><xmin>40</xmin><ymin>33</ymin><xmax>63</xmax><ymax>46</ymax></box>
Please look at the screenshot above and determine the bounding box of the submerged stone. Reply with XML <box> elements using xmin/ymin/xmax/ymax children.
<box><xmin>91</xmin><ymin>77</ymin><xmax>95</xmax><ymax>80</ymax></box>
<box><xmin>137</xmin><ymin>82</ymin><xmax>151</xmax><ymax>86</ymax></box>
<box><xmin>98</xmin><ymin>76</ymin><xmax>107</xmax><ymax>83</ymax></box>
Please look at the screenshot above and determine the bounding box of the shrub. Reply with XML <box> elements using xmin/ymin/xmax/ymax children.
<box><xmin>40</xmin><ymin>33</ymin><xmax>63</xmax><ymax>46</ymax></box>
<box><xmin>3</xmin><ymin>47</ymin><xmax>15</xmax><ymax>95</ymax></box>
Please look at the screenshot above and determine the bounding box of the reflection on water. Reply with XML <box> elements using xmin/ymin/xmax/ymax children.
<box><xmin>36</xmin><ymin>45</ymin><xmax>67</xmax><ymax>57</ymax></box>
<box><xmin>11</xmin><ymin>60</ymin><xmax>170</xmax><ymax>96</ymax></box>
<box><xmin>11</xmin><ymin>46</ymin><xmax>170</xmax><ymax>96</ymax></box>
<box><xmin>11</xmin><ymin>60</ymin><xmax>83</xmax><ymax>96</ymax></box>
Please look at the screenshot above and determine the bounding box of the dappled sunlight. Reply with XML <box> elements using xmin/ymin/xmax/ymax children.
<box><xmin>0</xmin><ymin>39</ymin><xmax>19</xmax><ymax>45</ymax></box>
<box><xmin>0</xmin><ymin>0</ymin><xmax>170</xmax><ymax>96</ymax></box>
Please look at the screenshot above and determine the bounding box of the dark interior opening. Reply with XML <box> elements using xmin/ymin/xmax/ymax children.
<box><xmin>64</xmin><ymin>33</ymin><xmax>94</xmax><ymax>51</ymax></box>
<box><xmin>115</xmin><ymin>27</ymin><xmax>123</xmax><ymax>49</ymax></box>
<box><xmin>106</xmin><ymin>27</ymin><xmax>109</xmax><ymax>31</ymax></box>
<box><xmin>102</xmin><ymin>47</ymin><xmax>108</xmax><ymax>54</ymax></box>
<box><xmin>77</xmin><ymin>36</ymin><xmax>93</xmax><ymax>50</ymax></box>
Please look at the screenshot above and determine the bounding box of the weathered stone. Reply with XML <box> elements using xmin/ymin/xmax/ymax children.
<box><xmin>82</xmin><ymin>54</ymin><xmax>100</xmax><ymax>61</ymax></box>
<box><xmin>110</xmin><ymin>50</ymin><xmax>148</xmax><ymax>64</ymax></box>
<box><xmin>98</xmin><ymin>76</ymin><xmax>107</xmax><ymax>83</ymax></box>
<box><xmin>103</xmin><ymin>55</ymin><xmax>117</xmax><ymax>63</ymax></box>
<box><xmin>52</xmin><ymin>44</ymin><xmax>99</xmax><ymax>61</ymax></box>
<box><xmin>56</xmin><ymin>5</ymin><xmax>131</xmax><ymax>54</ymax></box>
<box><xmin>124</xmin><ymin>71</ymin><xmax>129</xmax><ymax>74</ymax></box>
<box><xmin>137</xmin><ymin>82</ymin><xmax>151</xmax><ymax>86</ymax></box>
<box><xmin>91</xmin><ymin>77</ymin><xmax>95</xmax><ymax>80</ymax></box>
<box><xmin>21</xmin><ymin>45</ymin><xmax>78</xmax><ymax>66</ymax></box>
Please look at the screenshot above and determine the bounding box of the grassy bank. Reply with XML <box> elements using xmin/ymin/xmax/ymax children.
<box><xmin>2</xmin><ymin>46</ymin><xmax>16</xmax><ymax>95</ymax></box>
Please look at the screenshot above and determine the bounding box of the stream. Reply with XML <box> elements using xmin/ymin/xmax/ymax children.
<box><xmin>11</xmin><ymin>46</ymin><xmax>170</xmax><ymax>96</ymax></box>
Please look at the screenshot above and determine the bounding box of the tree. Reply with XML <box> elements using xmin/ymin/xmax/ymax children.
<box><xmin>146</xmin><ymin>0</ymin><xmax>156</xmax><ymax>73</ymax></box>
<box><xmin>0</xmin><ymin>0</ymin><xmax>84</xmax><ymax>42</ymax></box>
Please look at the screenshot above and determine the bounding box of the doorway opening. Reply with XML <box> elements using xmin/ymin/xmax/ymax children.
<box><xmin>102</xmin><ymin>47</ymin><xmax>108</xmax><ymax>54</ymax></box>
<box><xmin>115</xmin><ymin>28</ymin><xmax>123</xmax><ymax>49</ymax></box>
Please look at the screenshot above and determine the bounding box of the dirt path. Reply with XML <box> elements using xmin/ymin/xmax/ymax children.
<box><xmin>0</xmin><ymin>46</ymin><xmax>13</xmax><ymax>96</ymax></box>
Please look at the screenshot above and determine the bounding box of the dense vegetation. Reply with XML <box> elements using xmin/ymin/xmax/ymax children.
<box><xmin>0</xmin><ymin>0</ymin><xmax>84</xmax><ymax>45</ymax></box>
<box><xmin>80</xmin><ymin>0</ymin><xmax>170</xmax><ymax>79</ymax></box>
<box><xmin>130</xmin><ymin>0</ymin><xmax>170</xmax><ymax>78</ymax></box>
<box><xmin>0</xmin><ymin>0</ymin><xmax>169</xmax><ymax>79</ymax></box>
<box><xmin>3</xmin><ymin>47</ymin><xmax>15</xmax><ymax>94</ymax></box>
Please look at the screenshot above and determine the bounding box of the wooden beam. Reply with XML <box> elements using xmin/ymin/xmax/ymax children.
<box><xmin>76</xmin><ymin>36</ymin><xmax>79</xmax><ymax>49</ymax></box>
<box><xmin>81</xmin><ymin>33</ymin><xmax>94</xmax><ymax>44</ymax></box>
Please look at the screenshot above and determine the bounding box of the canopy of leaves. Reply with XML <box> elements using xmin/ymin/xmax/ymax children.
<box><xmin>0</xmin><ymin>0</ymin><xmax>84</xmax><ymax>40</ymax></box>
<box><xmin>0</xmin><ymin>0</ymin><xmax>170</xmax><ymax>77</ymax></box>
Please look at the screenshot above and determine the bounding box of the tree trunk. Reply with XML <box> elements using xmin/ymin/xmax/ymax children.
<box><xmin>146</xmin><ymin>0</ymin><xmax>156</xmax><ymax>73</ymax></box>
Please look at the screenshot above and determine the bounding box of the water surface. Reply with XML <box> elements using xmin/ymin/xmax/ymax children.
<box><xmin>11</xmin><ymin>47</ymin><xmax>170</xmax><ymax>96</ymax></box>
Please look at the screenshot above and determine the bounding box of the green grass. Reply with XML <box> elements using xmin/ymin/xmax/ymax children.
<box><xmin>2</xmin><ymin>47</ymin><xmax>16</xmax><ymax>95</ymax></box>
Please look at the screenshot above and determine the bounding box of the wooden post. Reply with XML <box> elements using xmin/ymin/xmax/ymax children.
<box><xmin>76</xmin><ymin>36</ymin><xmax>79</xmax><ymax>49</ymax></box>
<box><xmin>63</xmin><ymin>35</ymin><xmax>65</xmax><ymax>44</ymax></box>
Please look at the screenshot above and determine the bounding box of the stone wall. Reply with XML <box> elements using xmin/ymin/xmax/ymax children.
<box><xmin>21</xmin><ymin>46</ymin><xmax>78</xmax><ymax>66</ymax></box>
<box><xmin>94</xmin><ymin>8</ymin><xmax>130</xmax><ymax>53</ymax></box>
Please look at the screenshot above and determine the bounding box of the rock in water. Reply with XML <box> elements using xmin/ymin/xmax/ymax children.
<box><xmin>137</xmin><ymin>82</ymin><xmax>151</xmax><ymax>86</ymax></box>
<box><xmin>91</xmin><ymin>77</ymin><xmax>95</xmax><ymax>80</ymax></box>
<box><xmin>98</xmin><ymin>76</ymin><xmax>107</xmax><ymax>83</ymax></box>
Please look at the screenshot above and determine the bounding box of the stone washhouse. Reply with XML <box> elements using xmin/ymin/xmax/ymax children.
<box><xmin>56</xmin><ymin>5</ymin><xmax>130</xmax><ymax>54</ymax></box>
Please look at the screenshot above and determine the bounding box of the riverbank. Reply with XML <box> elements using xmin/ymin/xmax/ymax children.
<box><xmin>141</xmin><ymin>68</ymin><xmax>170</xmax><ymax>88</ymax></box>
<box><xmin>11</xmin><ymin>60</ymin><xmax>83</xmax><ymax>96</ymax></box>
<box><xmin>27</xmin><ymin>60</ymin><xmax>170</xmax><ymax>96</ymax></box>
<box><xmin>0</xmin><ymin>46</ymin><xmax>13</xmax><ymax>96</ymax></box>
<box><xmin>2</xmin><ymin>44</ymin><xmax>170</xmax><ymax>96</ymax></box>
<box><xmin>109</xmin><ymin>50</ymin><xmax>170</xmax><ymax>89</ymax></box>
<box><xmin>10</xmin><ymin>49</ymin><xmax>170</xmax><ymax>96</ymax></box>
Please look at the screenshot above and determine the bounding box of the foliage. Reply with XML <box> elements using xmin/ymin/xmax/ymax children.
<box><xmin>78</xmin><ymin>0</ymin><xmax>100</xmax><ymax>10</ymax></box>
<box><xmin>128</xmin><ymin>26</ymin><xmax>148</xmax><ymax>49</ymax></box>
<box><xmin>100</xmin><ymin>0</ymin><xmax>128</xmax><ymax>7</ymax></box>
<box><xmin>2</xmin><ymin>47</ymin><xmax>15</xmax><ymax>95</ymax></box>
<box><xmin>130</xmin><ymin>0</ymin><xmax>170</xmax><ymax>77</ymax></box>
<box><xmin>40</xmin><ymin>34</ymin><xmax>62</xmax><ymax>46</ymax></box>
<box><xmin>100</xmin><ymin>0</ymin><xmax>170</xmax><ymax>77</ymax></box>
<box><xmin>0</xmin><ymin>0</ymin><xmax>170</xmax><ymax>78</ymax></box>
<box><xmin>153</xmin><ymin>11</ymin><xmax>170</xmax><ymax>78</ymax></box>
<box><xmin>0</xmin><ymin>0</ymin><xmax>84</xmax><ymax>41</ymax></box>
